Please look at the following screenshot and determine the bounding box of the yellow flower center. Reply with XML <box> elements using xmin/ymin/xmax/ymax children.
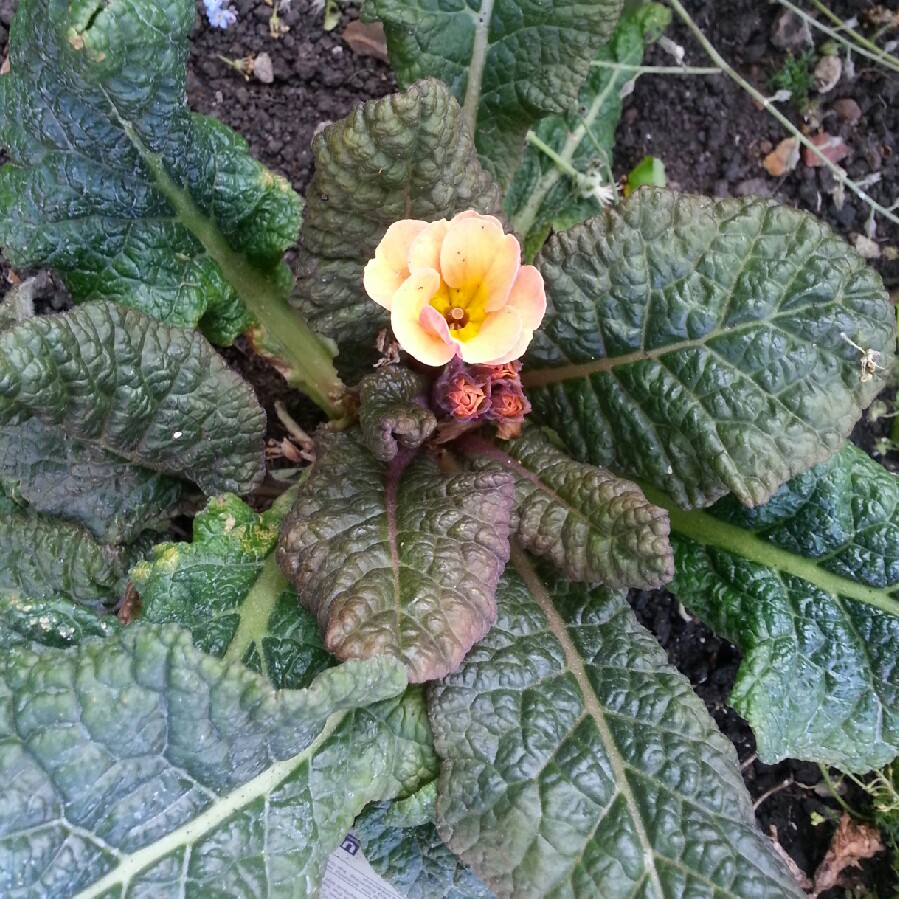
<box><xmin>428</xmin><ymin>280</ymin><xmax>487</xmax><ymax>343</ymax></box>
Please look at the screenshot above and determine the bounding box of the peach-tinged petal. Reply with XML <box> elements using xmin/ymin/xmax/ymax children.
<box><xmin>408</xmin><ymin>219</ymin><xmax>449</xmax><ymax>273</ymax></box>
<box><xmin>486</xmin><ymin>327</ymin><xmax>534</xmax><ymax>365</ymax></box>
<box><xmin>440</xmin><ymin>217</ymin><xmax>521</xmax><ymax>309</ymax></box>
<box><xmin>506</xmin><ymin>265</ymin><xmax>546</xmax><ymax>330</ymax></box>
<box><xmin>363</xmin><ymin>219</ymin><xmax>429</xmax><ymax>308</ymax></box>
<box><xmin>459</xmin><ymin>307</ymin><xmax>523</xmax><ymax>364</ymax></box>
<box><xmin>450</xmin><ymin>209</ymin><xmax>501</xmax><ymax>229</ymax></box>
<box><xmin>391</xmin><ymin>269</ymin><xmax>456</xmax><ymax>367</ymax></box>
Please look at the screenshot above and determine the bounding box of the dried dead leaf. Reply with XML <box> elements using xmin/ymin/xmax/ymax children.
<box><xmin>341</xmin><ymin>20</ymin><xmax>389</xmax><ymax>63</ymax></box>
<box><xmin>812</xmin><ymin>813</ymin><xmax>883</xmax><ymax>897</ymax></box>
<box><xmin>803</xmin><ymin>133</ymin><xmax>851</xmax><ymax>167</ymax></box>
<box><xmin>763</xmin><ymin>137</ymin><xmax>800</xmax><ymax>176</ymax></box>
<box><xmin>0</xmin><ymin>57</ymin><xmax>9</xmax><ymax>76</ymax></box>
<box><xmin>253</xmin><ymin>52</ymin><xmax>274</xmax><ymax>84</ymax></box>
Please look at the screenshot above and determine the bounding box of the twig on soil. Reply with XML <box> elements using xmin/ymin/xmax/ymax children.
<box><xmin>274</xmin><ymin>401</ymin><xmax>316</xmax><ymax>460</ymax></box>
<box><xmin>752</xmin><ymin>778</ymin><xmax>793</xmax><ymax>812</ymax></box>
<box><xmin>664</xmin><ymin>0</ymin><xmax>899</xmax><ymax>227</ymax></box>
<box><xmin>774</xmin><ymin>0</ymin><xmax>899</xmax><ymax>75</ymax></box>
<box><xmin>589</xmin><ymin>60</ymin><xmax>722</xmax><ymax>75</ymax></box>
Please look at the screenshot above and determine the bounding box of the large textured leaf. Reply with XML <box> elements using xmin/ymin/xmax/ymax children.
<box><xmin>463</xmin><ymin>427</ymin><xmax>673</xmax><ymax>589</ymax></box>
<box><xmin>0</xmin><ymin>501</ymin><xmax>138</xmax><ymax>608</ymax></box>
<box><xmin>524</xmin><ymin>189</ymin><xmax>895</xmax><ymax>508</ymax></box>
<box><xmin>356</xmin><ymin>785</ymin><xmax>497</xmax><ymax>899</ymax></box>
<box><xmin>0</xmin><ymin>302</ymin><xmax>266</xmax><ymax>495</ymax></box>
<box><xmin>277</xmin><ymin>429</ymin><xmax>514</xmax><ymax>682</ymax></box>
<box><xmin>0</xmin><ymin>418</ymin><xmax>181</xmax><ymax>544</ymax></box>
<box><xmin>506</xmin><ymin>2</ymin><xmax>671</xmax><ymax>257</ymax></box>
<box><xmin>364</xmin><ymin>0</ymin><xmax>624</xmax><ymax>187</ymax></box>
<box><xmin>0</xmin><ymin>624</ymin><xmax>414</xmax><ymax>898</ymax></box>
<box><xmin>668</xmin><ymin>444</ymin><xmax>899</xmax><ymax>772</ymax></box>
<box><xmin>134</xmin><ymin>492</ymin><xmax>333</xmax><ymax>691</ymax></box>
<box><xmin>294</xmin><ymin>79</ymin><xmax>503</xmax><ymax>377</ymax></box>
<box><xmin>0</xmin><ymin>0</ymin><xmax>302</xmax><ymax>345</ymax></box>
<box><xmin>428</xmin><ymin>551</ymin><xmax>800</xmax><ymax>897</ymax></box>
<box><xmin>0</xmin><ymin>594</ymin><xmax>120</xmax><ymax>649</ymax></box>
<box><xmin>359</xmin><ymin>366</ymin><xmax>437</xmax><ymax>462</ymax></box>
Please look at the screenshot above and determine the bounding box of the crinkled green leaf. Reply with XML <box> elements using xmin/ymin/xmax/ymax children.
<box><xmin>295</xmin><ymin>79</ymin><xmax>503</xmax><ymax>378</ymax></box>
<box><xmin>134</xmin><ymin>492</ymin><xmax>332</xmax><ymax>691</ymax></box>
<box><xmin>524</xmin><ymin>189</ymin><xmax>895</xmax><ymax>508</ymax></box>
<box><xmin>359</xmin><ymin>366</ymin><xmax>437</xmax><ymax>462</ymax></box>
<box><xmin>0</xmin><ymin>594</ymin><xmax>120</xmax><ymax>649</ymax></box>
<box><xmin>464</xmin><ymin>427</ymin><xmax>672</xmax><ymax>589</ymax></box>
<box><xmin>0</xmin><ymin>418</ymin><xmax>181</xmax><ymax>545</ymax></box>
<box><xmin>667</xmin><ymin>444</ymin><xmax>899</xmax><ymax>772</ymax></box>
<box><xmin>506</xmin><ymin>2</ymin><xmax>671</xmax><ymax>256</ymax></box>
<box><xmin>356</xmin><ymin>785</ymin><xmax>497</xmax><ymax>899</ymax></box>
<box><xmin>0</xmin><ymin>302</ymin><xmax>266</xmax><ymax>495</ymax></box>
<box><xmin>277</xmin><ymin>428</ymin><xmax>514</xmax><ymax>682</ymax></box>
<box><xmin>428</xmin><ymin>552</ymin><xmax>800</xmax><ymax>898</ymax></box>
<box><xmin>0</xmin><ymin>0</ymin><xmax>302</xmax><ymax>344</ymax></box>
<box><xmin>0</xmin><ymin>624</ymin><xmax>411</xmax><ymax>898</ymax></box>
<box><xmin>0</xmin><ymin>503</ymin><xmax>139</xmax><ymax>608</ymax></box>
<box><xmin>364</xmin><ymin>0</ymin><xmax>624</xmax><ymax>187</ymax></box>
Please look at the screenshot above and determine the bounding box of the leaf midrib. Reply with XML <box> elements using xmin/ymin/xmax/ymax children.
<box><xmin>72</xmin><ymin>709</ymin><xmax>346</xmax><ymax>899</ymax></box>
<box><xmin>462</xmin><ymin>0</ymin><xmax>495</xmax><ymax>136</ymax></box>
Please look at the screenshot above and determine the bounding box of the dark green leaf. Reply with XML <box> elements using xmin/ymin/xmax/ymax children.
<box><xmin>294</xmin><ymin>79</ymin><xmax>503</xmax><ymax>378</ymax></box>
<box><xmin>0</xmin><ymin>594</ymin><xmax>120</xmax><ymax>649</ymax></box>
<box><xmin>134</xmin><ymin>492</ymin><xmax>332</xmax><ymax>690</ymax></box>
<box><xmin>0</xmin><ymin>418</ymin><xmax>181</xmax><ymax>544</ymax></box>
<box><xmin>0</xmin><ymin>302</ymin><xmax>266</xmax><ymax>495</ymax></box>
<box><xmin>277</xmin><ymin>429</ymin><xmax>514</xmax><ymax>682</ymax></box>
<box><xmin>667</xmin><ymin>444</ymin><xmax>899</xmax><ymax>772</ymax></box>
<box><xmin>0</xmin><ymin>624</ymin><xmax>412</xmax><ymax>897</ymax></box>
<box><xmin>506</xmin><ymin>2</ymin><xmax>671</xmax><ymax>254</ymax></box>
<box><xmin>365</xmin><ymin>0</ymin><xmax>624</xmax><ymax>187</ymax></box>
<box><xmin>356</xmin><ymin>784</ymin><xmax>497</xmax><ymax>899</ymax></box>
<box><xmin>0</xmin><ymin>503</ymin><xmax>138</xmax><ymax>608</ymax></box>
<box><xmin>524</xmin><ymin>189</ymin><xmax>895</xmax><ymax>508</ymax></box>
<box><xmin>428</xmin><ymin>551</ymin><xmax>801</xmax><ymax>897</ymax></box>
<box><xmin>359</xmin><ymin>366</ymin><xmax>437</xmax><ymax>462</ymax></box>
<box><xmin>0</xmin><ymin>0</ymin><xmax>302</xmax><ymax>344</ymax></box>
<box><xmin>463</xmin><ymin>427</ymin><xmax>673</xmax><ymax>588</ymax></box>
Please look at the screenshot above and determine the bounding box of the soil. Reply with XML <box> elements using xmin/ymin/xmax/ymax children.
<box><xmin>1</xmin><ymin>0</ymin><xmax>898</xmax><ymax>894</ymax></box>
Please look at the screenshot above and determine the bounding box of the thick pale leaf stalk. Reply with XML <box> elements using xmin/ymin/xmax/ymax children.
<box><xmin>365</xmin><ymin>0</ymin><xmax>625</xmax><ymax>187</ymax></box>
<box><xmin>665</xmin><ymin>444</ymin><xmax>899</xmax><ymax>772</ymax></box>
<box><xmin>463</xmin><ymin>428</ymin><xmax>673</xmax><ymax>589</ymax></box>
<box><xmin>295</xmin><ymin>79</ymin><xmax>504</xmax><ymax>378</ymax></box>
<box><xmin>0</xmin><ymin>625</ymin><xmax>411</xmax><ymax>897</ymax></box>
<box><xmin>428</xmin><ymin>551</ymin><xmax>801</xmax><ymax>897</ymax></box>
<box><xmin>0</xmin><ymin>418</ymin><xmax>181</xmax><ymax>545</ymax></box>
<box><xmin>524</xmin><ymin>189</ymin><xmax>895</xmax><ymax>509</ymax></box>
<box><xmin>0</xmin><ymin>0</ymin><xmax>344</xmax><ymax>416</ymax></box>
<box><xmin>506</xmin><ymin>2</ymin><xmax>672</xmax><ymax>255</ymax></box>
<box><xmin>277</xmin><ymin>429</ymin><xmax>515</xmax><ymax>682</ymax></box>
<box><xmin>0</xmin><ymin>302</ymin><xmax>266</xmax><ymax>495</ymax></box>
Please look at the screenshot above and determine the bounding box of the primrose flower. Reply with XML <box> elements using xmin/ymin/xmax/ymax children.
<box><xmin>363</xmin><ymin>211</ymin><xmax>546</xmax><ymax>367</ymax></box>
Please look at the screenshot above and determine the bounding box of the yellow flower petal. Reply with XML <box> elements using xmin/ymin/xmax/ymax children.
<box><xmin>458</xmin><ymin>307</ymin><xmax>523</xmax><ymax>364</ymax></box>
<box><xmin>363</xmin><ymin>219</ymin><xmax>429</xmax><ymax>309</ymax></box>
<box><xmin>391</xmin><ymin>269</ymin><xmax>457</xmax><ymax>367</ymax></box>
<box><xmin>439</xmin><ymin>217</ymin><xmax>520</xmax><ymax>310</ymax></box>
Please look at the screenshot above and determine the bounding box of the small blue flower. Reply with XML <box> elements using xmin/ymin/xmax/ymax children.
<box><xmin>203</xmin><ymin>0</ymin><xmax>236</xmax><ymax>28</ymax></box>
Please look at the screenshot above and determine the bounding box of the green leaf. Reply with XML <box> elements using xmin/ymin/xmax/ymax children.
<box><xmin>0</xmin><ymin>418</ymin><xmax>181</xmax><ymax>544</ymax></box>
<box><xmin>626</xmin><ymin>156</ymin><xmax>666</xmax><ymax>195</ymax></box>
<box><xmin>294</xmin><ymin>79</ymin><xmax>503</xmax><ymax>378</ymax></box>
<box><xmin>0</xmin><ymin>594</ymin><xmax>120</xmax><ymax>649</ymax></box>
<box><xmin>0</xmin><ymin>503</ymin><xmax>138</xmax><ymax>608</ymax></box>
<box><xmin>524</xmin><ymin>189</ymin><xmax>895</xmax><ymax>508</ymax></box>
<box><xmin>0</xmin><ymin>302</ymin><xmax>266</xmax><ymax>496</ymax></box>
<box><xmin>277</xmin><ymin>429</ymin><xmax>515</xmax><ymax>682</ymax></box>
<box><xmin>134</xmin><ymin>492</ymin><xmax>333</xmax><ymax>691</ymax></box>
<box><xmin>365</xmin><ymin>0</ymin><xmax>625</xmax><ymax>187</ymax></box>
<box><xmin>0</xmin><ymin>0</ymin><xmax>302</xmax><ymax>345</ymax></box>
<box><xmin>666</xmin><ymin>444</ymin><xmax>899</xmax><ymax>772</ymax></box>
<box><xmin>428</xmin><ymin>551</ymin><xmax>801</xmax><ymax>897</ymax></box>
<box><xmin>0</xmin><ymin>624</ymin><xmax>413</xmax><ymax>897</ymax></box>
<box><xmin>506</xmin><ymin>2</ymin><xmax>671</xmax><ymax>252</ymax></box>
<box><xmin>356</xmin><ymin>785</ymin><xmax>497</xmax><ymax>899</ymax></box>
<box><xmin>359</xmin><ymin>366</ymin><xmax>437</xmax><ymax>462</ymax></box>
<box><xmin>463</xmin><ymin>428</ymin><xmax>673</xmax><ymax>589</ymax></box>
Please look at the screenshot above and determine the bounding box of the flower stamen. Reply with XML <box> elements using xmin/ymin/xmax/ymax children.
<box><xmin>446</xmin><ymin>306</ymin><xmax>470</xmax><ymax>330</ymax></box>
